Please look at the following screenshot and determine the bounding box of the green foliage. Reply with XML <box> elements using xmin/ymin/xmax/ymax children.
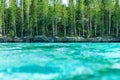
<box><xmin>0</xmin><ymin>0</ymin><xmax>119</xmax><ymax>38</ymax></box>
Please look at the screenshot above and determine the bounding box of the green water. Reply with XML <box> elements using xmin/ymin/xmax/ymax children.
<box><xmin>0</xmin><ymin>43</ymin><xmax>120</xmax><ymax>80</ymax></box>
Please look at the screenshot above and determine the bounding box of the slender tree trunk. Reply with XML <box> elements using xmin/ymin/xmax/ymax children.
<box><xmin>52</xmin><ymin>17</ymin><xmax>55</xmax><ymax>36</ymax></box>
<box><xmin>26</xmin><ymin>0</ymin><xmax>30</xmax><ymax>36</ymax></box>
<box><xmin>52</xmin><ymin>0</ymin><xmax>55</xmax><ymax>36</ymax></box>
<box><xmin>101</xmin><ymin>12</ymin><xmax>104</xmax><ymax>37</ymax></box>
<box><xmin>70</xmin><ymin>13</ymin><xmax>73</xmax><ymax>36</ymax></box>
<box><xmin>55</xmin><ymin>17</ymin><xmax>57</xmax><ymax>36</ymax></box>
<box><xmin>13</xmin><ymin>25</ymin><xmax>17</xmax><ymax>37</ymax></box>
<box><xmin>89</xmin><ymin>7</ymin><xmax>92</xmax><ymax>37</ymax></box>
<box><xmin>2</xmin><ymin>22</ymin><xmax>5</xmax><ymax>36</ymax></box>
<box><xmin>70</xmin><ymin>6</ymin><xmax>73</xmax><ymax>36</ymax></box>
<box><xmin>2</xmin><ymin>13</ymin><xmax>5</xmax><ymax>36</ymax></box>
<box><xmin>73</xmin><ymin>7</ymin><xmax>77</xmax><ymax>36</ymax></box>
<box><xmin>82</xmin><ymin>10</ymin><xmax>85</xmax><ymax>37</ymax></box>
<box><xmin>21</xmin><ymin>0</ymin><xmax>24</xmax><ymax>38</ymax></box>
<box><xmin>44</xmin><ymin>15</ymin><xmax>47</xmax><ymax>35</ymax></box>
<box><xmin>45</xmin><ymin>15</ymin><xmax>48</xmax><ymax>35</ymax></box>
<box><xmin>78</xmin><ymin>28</ymin><xmax>80</xmax><ymax>36</ymax></box>
<box><xmin>87</xmin><ymin>21</ymin><xmax>90</xmax><ymax>37</ymax></box>
<box><xmin>21</xmin><ymin>23</ymin><xmax>24</xmax><ymax>38</ymax></box>
<box><xmin>10</xmin><ymin>0</ymin><xmax>17</xmax><ymax>37</ymax></box>
<box><xmin>35</xmin><ymin>17</ymin><xmax>38</xmax><ymax>36</ymax></box>
<box><xmin>71</xmin><ymin>18</ymin><xmax>73</xmax><ymax>36</ymax></box>
<box><xmin>43</xmin><ymin>17</ymin><xmax>46</xmax><ymax>35</ymax></box>
<box><xmin>94</xmin><ymin>10</ymin><xmax>97</xmax><ymax>37</ymax></box>
<box><xmin>108</xmin><ymin>9</ymin><xmax>111</xmax><ymax>36</ymax></box>
<box><xmin>0</xmin><ymin>6</ymin><xmax>2</xmax><ymax>36</ymax></box>
<box><xmin>63</xmin><ymin>20</ymin><xmax>67</xmax><ymax>37</ymax></box>
<box><xmin>2</xmin><ymin>1</ymin><xmax>5</xmax><ymax>36</ymax></box>
<box><xmin>74</xmin><ymin>16</ymin><xmax>77</xmax><ymax>36</ymax></box>
<box><xmin>13</xmin><ymin>17</ymin><xmax>17</xmax><ymax>37</ymax></box>
<box><xmin>94</xmin><ymin>21</ymin><xmax>97</xmax><ymax>36</ymax></box>
<box><xmin>116</xmin><ymin>23</ymin><xmax>119</xmax><ymax>37</ymax></box>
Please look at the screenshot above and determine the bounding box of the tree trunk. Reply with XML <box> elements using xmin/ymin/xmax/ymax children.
<box><xmin>52</xmin><ymin>17</ymin><xmax>55</xmax><ymax>36</ymax></box>
<box><xmin>74</xmin><ymin>16</ymin><xmax>77</xmax><ymax>36</ymax></box>
<box><xmin>2</xmin><ymin>0</ymin><xmax>5</xmax><ymax>36</ymax></box>
<box><xmin>101</xmin><ymin>12</ymin><xmax>104</xmax><ymax>37</ymax></box>
<box><xmin>82</xmin><ymin>10</ymin><xmax>85</xmax><ymax>37</ymax></box>
<box><xmin>94</xmin><ymin>10</ymin><xmax>97</xmax><ymax>37</ymax></box>
<box><xmin>43</xmin><ymin>17</ymin><xmax>46</xmax><ymax>35</ymax></box>
<box><xmin>35</xmin><ymin>17</ymin><xmax>38</xmax><ymax>36</ymax></box>
<box><xmin>0</xmin><ymin>12</ymin><xmax>2</xmax><ymax>36</ymax></box>
<box><xmin>71</xmin><ymin>20</ymin><xmax>73</xmax><ymax>36</ymax></box>
<box><xmin>26</xmin><ymin>0</ymin><xmax>30</xmax><ymax>36</ymax></box>
<box><xmin>78</xmin><ymin>28</ymin><xmax>80</xmax><ymax>36</ymax></box>
<box><xmin>45</xmin><ymin>15</ymin><xmax>48</xmax><ymax>35</ymax></box>
<box><xmin>55</xmin><ymin>17</ymin><xmax>57</xmax><ymax>36</ymax></box>
<box><xmin>108</xmin><ymin>9</ymin><xmax>111</xmax><ymax>36</ymax></box>
<box><xmin>63</xmin><ymin>20</ymin><xmax>67</xmax><ymax>37</ymax></box>
<box><xmin>2</xmin><ymin>9</ymin><xmax>5</xmax><ymax>36</ymax></box>
<box><xmin>89</xmin><ymin>7</ymin><xmax>92</xmax><ymax>37</ymax></box>
<box><xmin>53</xmin><ymin>0</ymin><xmax>55</xmax><ymax>36</ymax></box>
<box><xmin>2</xmin><ymin>22</ymin><xmax>5</xmax><ymax>36</ymax></box>
<box><xmin>21</xmin><ymin>0</ymin><xmax>24</xmax><ymax>38</ymax></box>
<box><xmin>70</xmin><ymin>13</ymin><xmax>73</xmax><ymax>36</ymax></box>
<box><xmin>94</xmin><ymin>21</ymin><xmax>97</xmax><ymax>36</ymax></box>
<box><xmin>13</xmin><ymin>25</ymin><xmax>17</xmax><ymax>37</ymax></box>
<box><xmin>116</xmin><ymin>23</ymin><xmax>119</xmax><ymax>37</ymax></box>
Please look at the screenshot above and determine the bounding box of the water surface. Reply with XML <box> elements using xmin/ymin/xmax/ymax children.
<box><xmin>0</xmin><ymin>43</ymin><xmax>120</xmax><ymax>80</ymax></box>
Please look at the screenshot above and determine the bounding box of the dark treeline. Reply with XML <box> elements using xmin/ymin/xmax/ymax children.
<box><xmin>0</xmin><ymin>0</ymin><xmax>120</xmax><ymax>38</ymax></box>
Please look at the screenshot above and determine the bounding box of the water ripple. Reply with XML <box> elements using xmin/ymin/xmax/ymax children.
<box><xmin>0</xmin><ymin>43</ymin><xmax>120</xmax><ymax>80</ymax></box>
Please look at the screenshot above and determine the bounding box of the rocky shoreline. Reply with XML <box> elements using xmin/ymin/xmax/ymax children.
<box><xmin>0</xmin><ymin>35</ymin><xmax>120</xmax><ymax>43</ymax></box>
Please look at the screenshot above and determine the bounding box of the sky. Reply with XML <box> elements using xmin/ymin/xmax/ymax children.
<box><xmin>62</xmin><ymin>0</ymin><xmax>68</xmax><ymax>5</ymax></box>
<box><xmin>6</xmin><ymin>0</ymin><xmax>68</xmax><ymax>7</ymax></box>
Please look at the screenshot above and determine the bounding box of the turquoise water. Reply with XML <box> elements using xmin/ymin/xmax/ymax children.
<box><xmin>0</xmin><ymin>43</ymin><xmax>120</xmax><ymax>80</ymax></box>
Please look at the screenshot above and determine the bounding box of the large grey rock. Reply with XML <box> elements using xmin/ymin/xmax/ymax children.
<box><xmin>22</xmin><ymin>36</ymin><xmax>33</xmax><ymax>42</ymax></box>
<box><xmin>13</xmin><ymin>37</ymin><xmax>23</xmax><ymax>42</ymax></box>
<box><xmin>55</xmin><ymin>37</ymin><xmax>85</xmax><ymax>42</ymax></box>
<box><xmin>5</xmin><ymin>37</ymin><xmax>13</xmax><ymax>42</ymax></box>
<box><xmin>34</xmin><ymin>35</ymin><xmax>49</xmax><ymax>42</ymax></box>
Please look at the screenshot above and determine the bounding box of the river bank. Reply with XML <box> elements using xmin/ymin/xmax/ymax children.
<box><xmin>0</xmin><ymin>35</ymin><xmax>120</xmax><ymax>43</ymax></box>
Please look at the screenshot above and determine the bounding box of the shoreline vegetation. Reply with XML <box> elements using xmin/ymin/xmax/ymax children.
<box><xmin>0</xmin><ymin>35</ymin><xmax>120</xmax><ymax>42</ymax></box>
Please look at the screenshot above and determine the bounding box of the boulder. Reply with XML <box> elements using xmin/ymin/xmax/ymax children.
<box><xmin>22</xmin><ymin>36</ymin><xmax>33</xmax><ymax>42</ymax></box>
<box><xmin>13</xmin><ymin>37</ymin><xmax>23</xmax><ymax>42</ymax></box>
<box><xmin>34</xmin><ymin>35</ymin><xmax>49</xmax><ymax>42</ymax></box>
<box><xmin>55</xmin><ymin>37</ymin><xmax>85</xmax><ymax>42</ymax></box>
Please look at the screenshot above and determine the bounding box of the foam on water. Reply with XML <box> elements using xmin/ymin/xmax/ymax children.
<box><xmin>0</xmin><ymin>43</ymin><xmax>120</xmax><ymax>80</ymax></box>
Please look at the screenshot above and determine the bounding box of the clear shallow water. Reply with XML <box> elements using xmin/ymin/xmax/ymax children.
<box><xmin>0</xmin><ymin>43</ymin><xmax>120</xmax><ymax>80</ymax></box>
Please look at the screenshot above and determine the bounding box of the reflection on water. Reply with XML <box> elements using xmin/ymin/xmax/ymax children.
<box><xmin>0</xmin><ymin>43</ymin><xmax>120</xmax><ymax>80</ymax></box>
